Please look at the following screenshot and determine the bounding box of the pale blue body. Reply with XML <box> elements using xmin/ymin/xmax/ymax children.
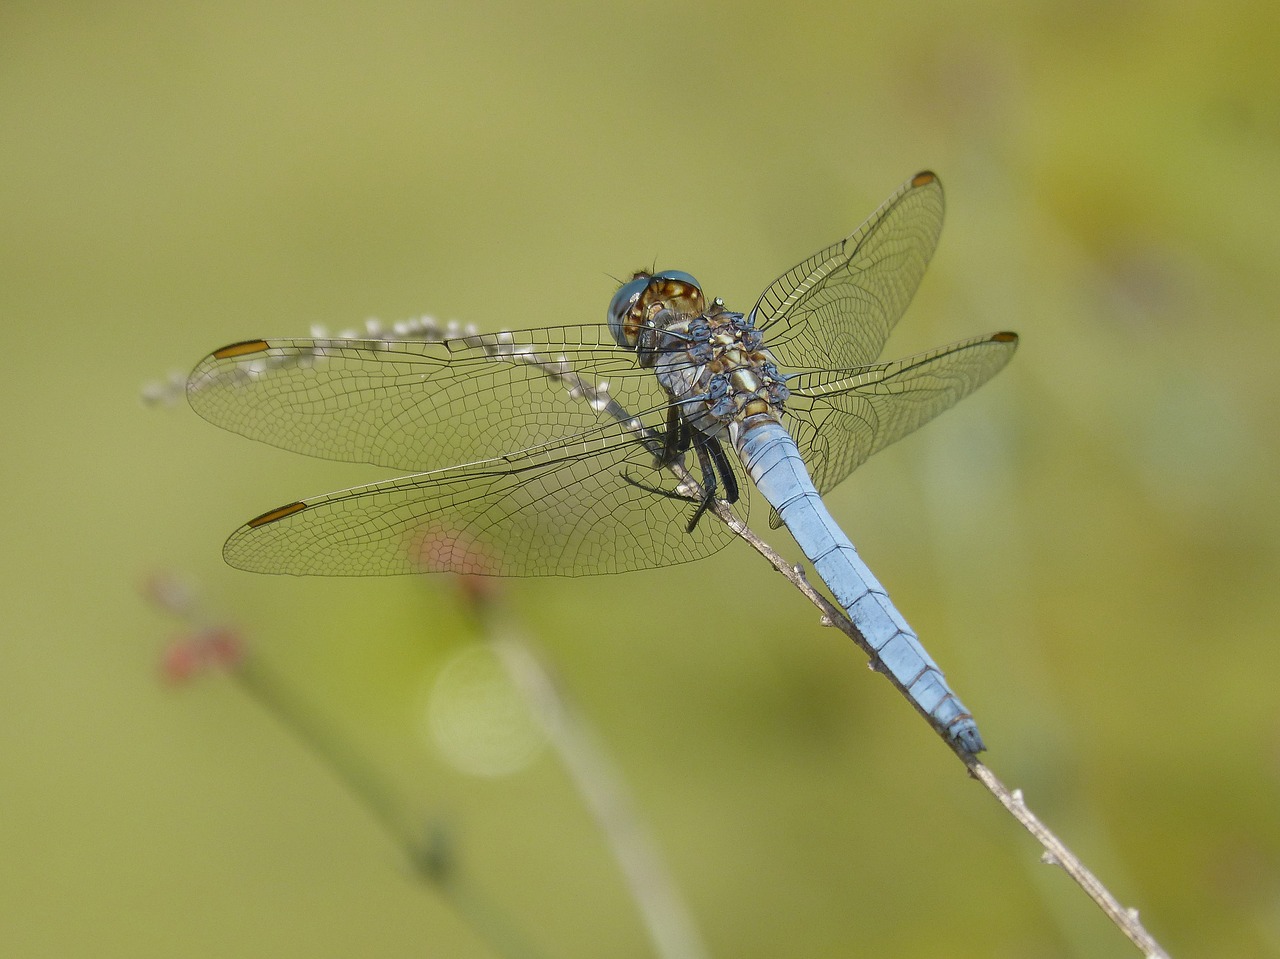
<box><xmin>737</xmin><ymin>418</ymin><xmax>983</xmax><ymax>751</ymax></box>
<box><xmin>607</xmin><ymin>270</ymin><xmax>986</xmax><ymax>751</ymax></box>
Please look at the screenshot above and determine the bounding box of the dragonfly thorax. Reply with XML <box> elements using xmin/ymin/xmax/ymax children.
<box><xmin>652</xmin><ymin>301</ymin><xmax>791</xmax><ymax>441</ymax></box>
<box><xmin>608</xmin><ymin>271</ymin><xmax>789</xmax><ymax>438</ymax></box>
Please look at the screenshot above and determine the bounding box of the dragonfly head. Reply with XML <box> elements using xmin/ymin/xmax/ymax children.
<box><xmin>607</xmin><ymin>270</ymin><xmax>705</xmax><ymax>350</ymax></box>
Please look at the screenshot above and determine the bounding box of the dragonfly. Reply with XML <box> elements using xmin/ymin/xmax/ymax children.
<box><xmin>188</xmin><ymin>171</ymin><xmax>1017</xmax><ymax>753</ymax></box>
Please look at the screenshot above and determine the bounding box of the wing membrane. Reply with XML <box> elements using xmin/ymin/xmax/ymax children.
<box><xmin>752</xmin><ymin>171</ymin><xmax>945</xmax><ymax>372</ymax></box>
<box><xmin>782</xmin><ymin>332</ymin><xmax>1018</xmax><ymax>502</ymax></box>
<box><xmin>187</xmin><ymin>324</ymin><xmax>673</xmax><ymax>472</ymax></box>
<box><xmin>223</xmin><ymin>420</ymin><xmax>742</xmax><ymax>577</ymax></box>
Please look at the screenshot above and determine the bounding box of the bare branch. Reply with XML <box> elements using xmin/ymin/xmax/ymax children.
<box><xmin>967</xmin><ymin>762</ymin><xmax>1171</xmax><ymax>959</ymax></box>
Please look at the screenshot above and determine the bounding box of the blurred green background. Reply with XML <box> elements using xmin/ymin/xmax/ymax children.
<box><xmin>3</xmin><ymin>1</ymin><xmax>1278</xmax><ymax>956</ymax></box>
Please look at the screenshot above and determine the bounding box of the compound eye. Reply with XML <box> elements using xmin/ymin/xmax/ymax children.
<box><xmin>607</xmin><ymin>274</ymin><xmax>651</xmax><ymax>348</ymax></box>
<box><xmin>607</xmin><ymin>271</ymin><xmax>706</xmax><ymax>350</ymax></box>
<box><xmin>653</xmin><ymin>270</ymin><xmax>700</xmax><ymax>289</ymax></box>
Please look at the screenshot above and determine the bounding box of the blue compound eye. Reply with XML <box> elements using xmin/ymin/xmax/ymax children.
<box><xmin>607</xmin><ymin>275</ymin><xmax>652</xmax><ymax>348</ymax></box>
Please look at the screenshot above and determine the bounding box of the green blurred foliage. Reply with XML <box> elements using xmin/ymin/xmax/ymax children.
<box><xmin>2</xmin><ymin>1</ymin><xmax>1278</xmax><ymax>956</ymax></box>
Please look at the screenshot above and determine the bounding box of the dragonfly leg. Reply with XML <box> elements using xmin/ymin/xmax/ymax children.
<box><xmin>618</xmin><ymin>471</ymin><xmax>699</xmax><ymax>503</ymax></box>
<box><xmin>683</xmin><ymin>435</ymin><xmax>738</xmax><ymax>533</ymax></box>
<box><xmin>621</xmin><ymin>404</ymin><xmax>697</xmax><ymax>500</ymax></box>
<box><xmin>618</xmin><ymin>433</ymin><xmax>732</xmax><ymax>530</ymax></box>
<box><xmin>624</xmin><ymin>404</ymin><xmax>739</xmax><ymax>532</ymax></box>
<box><xmin>654</xmin><ymin>403</ymin><xmax>689</xmax><ymax>467</ymax></box>
<box><xmin>705</xmin><ymin>435</ymin><xmax>739</xmax><ymax>503</ymax></box>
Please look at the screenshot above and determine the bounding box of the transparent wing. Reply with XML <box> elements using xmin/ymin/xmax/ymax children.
<box><xmin>750</xmin><ymin>171</ymin><xmax>945</xmax><ymax>372</ymax></box>
<box><xmin>782</xmin><ymin>332</ymin><xmax>1018</xmax><ymax>506</ymax></box>
<box><xmin>187</xmin><ymin>324</ymin><xmax>675</xmax><ymax>472</ymax></box>
<box><xmin>221</xmin><ymin>420</ymin><xmax>742</xmax><ymax>577</ymax></box>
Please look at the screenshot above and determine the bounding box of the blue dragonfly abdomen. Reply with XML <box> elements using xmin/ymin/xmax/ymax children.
<box><xmin>736</xmin><ymin>416</ymin><xmax>985</xmax><ymax>752</ymax></box>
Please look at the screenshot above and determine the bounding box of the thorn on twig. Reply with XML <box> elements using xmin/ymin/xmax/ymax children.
<box><xmin>1040</xmin><ymin>851</ymin><xmax>1062</xmax><ymax>868</ymax></box>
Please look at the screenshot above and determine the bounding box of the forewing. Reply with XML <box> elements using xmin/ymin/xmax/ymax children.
<box><xmin>221</xmin><ymin>422</ymin><xmax>742</xmax><ymax>577</ymax></box>
<box><xmin>750</xmin><ymin>171</ymin><xmax>945</xmax><ymax>371</ymax></box>
<box><xmin>782</xmin><ymin>332</ymin><xmax>1018</xmax><ymax>504</ymax></box>
<box><xmin>187</xmin><ymin>325</ymin><xmax>671</xmax><ymax>472</ymax></box>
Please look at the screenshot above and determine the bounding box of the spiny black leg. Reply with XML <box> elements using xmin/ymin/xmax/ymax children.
<box><xmin>684</xmin><ymin>438</ymin><xmax>722</xmax><ymax>532</ymax></box>
<box><xmin>619</xmin><ymin>472</ymin><xmax>694</xmax><ymax>502</ymax></box>
<box><xmin>658</xmin><ymin>403</ymin><xmax>689</xmax><ymax>466</ymax></box>
<box><xmin>705</xmin><ymin>436</ymin><xmax>739</xmax><ymax>504</ymax></box>
<box><xmin>683</xmin><ymin>435</ymin><xmax>743</xmax><ymax>532</ymax></box>
<box><xmin>621</xmin><ymin>406</ymin><xmax>702</xmax><ymax>504</ymax></box>
<box><xmin>622</xmin><ymin>405</ymin><xmax>740</xmax><ymax>533</ymax></box>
